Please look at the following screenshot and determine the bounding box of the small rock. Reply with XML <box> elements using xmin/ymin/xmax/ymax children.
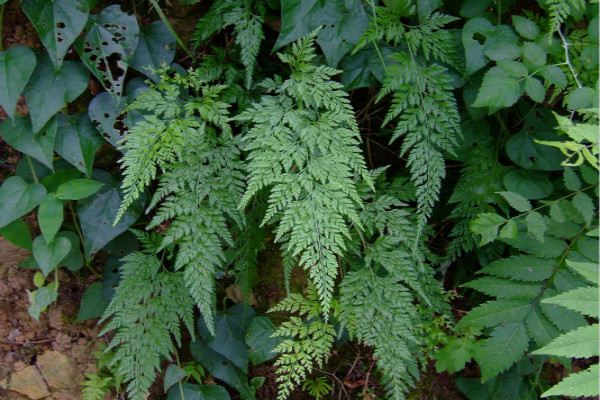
<box><xmin>9</xmin><ymin>365</ymin><xmax>50</xmax><ymax>399</ymax></box>
<box><xmin>36</xmin><ymin>351</ymin><xmax>79</xmax><ymax>390</ymax></box>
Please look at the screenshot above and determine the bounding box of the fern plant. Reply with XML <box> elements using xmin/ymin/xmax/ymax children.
<box><xmin>237</xmin><ymin>33</ymin><xmax>371</xmax><ymax>316</ymax></box>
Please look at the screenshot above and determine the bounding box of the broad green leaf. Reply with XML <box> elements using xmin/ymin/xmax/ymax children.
<box><xmin>566</xmin><ymin>259</ymin><xmax>598</xmax><ymax>284</ymax></box>
<box><xmin>524</xmin><ymin>77</ymin><xmax>545</xmax><ymax>103</ymax></box>
<box><xmin>33</xmin><ymin>272</ymin><xmax>45</xmax><ymax>288</ymax></box>
<box><xmin>23</xmin><ymin>53</ymin><xmax>88</xmax><ymax>133</ymax></box>
<box><xmin>27</xmin><ymin>282</ymin><xmax>58</xmax><ymax>320</ymax></box>
<box><xmin>0</xmin><ymin>116</ymin><xmax>56</xmax><ymax>170</ymax></box>
<box><xmin>543</xmin><ymin>287</ymin><xmax>598</xmax><ymax>318</ymax></box>
<box><xmin>55</xmin><ymin>113</ymin><xmax>103</xmax><ymax>176</ymax></box>
<box><xmin>497</xmin><ymin>191</ymin><xmax>532</xmax><ymax>212</ymax></box>
<box><xmin>434</xmin><ymin>336</ymin><xmax>473</xmax><ymax>373</ymax></box>
<box><xmin>503</xmin><ymin>169</ymin><xmax>553</xmax><ymax>199</ymax></box>
<box><xmin>523</xmin><ymin>42</ymin><xmax>546</xmax><ymax>67</ymax></box>
<box><xmin>479</xmin><ymin>255</ymin><xmax>554</xmax><ymax>282</ymax></box>
<box><xmin>339</xmin><ymin>45</ymin><xmax>391</xmax><ymax>90</ymax></box>
<box><xmin>457</xmin><ymin>299</ymin><xmax>531</xmax><ymax>331</ymax></box>
<box><xmin>75</xmin><ymin>5</ymin><xmax>139</xmax><ymax>97</ymax></box>
<box><xmin>474</xmin><ymin>322</ymin><xmax>529</xmax><ymax>381</ymax></box>
<box><xmin>541</xmin><ymin>65</ymin><xmax>567</xmax><ymax>88</ymax></box>
<box><xmin>463</xmin><ymin>277</ymin><xmax>541</xmax><ymax>299</ymax></box>
<box><xmin>163</xmin><ymin>365</ymin><xmax>186</xmax><ymax>394</ymax></box>
<box><xmin>473</xmin><ymin>66</ymin><xmax>523</xmax><ymax>109</ymax></box>
<box><xmin>512</xmin><ymin>16</ymin><xmax>539</xmax><ymax>40</ymax></box>
<box><xmin>526</xmin><ymin>211</ymin><xmax>547</xmax><ymax>242</ymax></box>
<box><xmin>499</xmin><ymin>219</ymin><xmax>518</xmax><ymax>239</ymax></box>
<box><xmin>497</xmin><ymin>60</ymin><xmax>528</xmax><ymax>78</ymax></box>
<box><xmin>32</xmin><ymin>235</ymin><xmax>71</xmax><ymax>277</ymax></box>
<box><xmin>571</xmin><ymin>192</ymin><xmax>594</xmax><ymax>226</ymax></box>
<box><xmin>502</xmin><ymin>235</ymin><xmax>566</xmax><ymax>259</ymax></box>
<box><xmin>484</xmin><ymin>40</ymin><xmax>521</xmax><ymax>61</ymax></box>
<box><xmin>563</xmin><ymin>167</ymin><xmax>582</xmax><ymax>191</ymax></box>
<box><xmin>471</xmin><ymin>213</ymin><xmax>506</xmax><ymax>245</ymax></box>
<box><xmin>526</xmin><ymin>309</ymin><xmax>560</xmax><ymax>347</ymax></box>
<box><xmin>532</xmin><ymin>324</ymin><xmax>598</xmax><ymax>358</ymax></box>
<box><xmin>506</xmin><ymin>131</ymin><xmax>564</xmax><ymax>171</ymax></box>
<box><xmin>541</xmin><ymin>302</ymin><xmax>587</xmax><ymax>333</ymax></box>
<box><xmin>167</xmin><ymin>383</ymin><xmax>231</xmax><ymax>400</ymax></box>
<box><xmin>0</xmin><ymin>219</ymin><xmax>32</xmax><ymax>250</ymax></box>
<box><xmin>56</xmin><ymin>231</ymin><xmax>84</xmax><ymax>272</ymax></box>
<box><xmin>245</xmin><ymin>316</ymin><xmax>281</xmax><ymax>365</ymax></box>
<box><xmin>0</xmin><ymin>176</ymin><xmax>47</xmax><ymax>229</ymax></box>
<box><xmin>274</xmin><ymin>0</ymin><xmax>369</xmax><ymax>67</ymax></box>
<box><xmin>0</xmin><ymin>46</ymin><xmax>36</xmax><ymax>118</ymax></box>
<box><xmin>21</xmin><ymin>0</ymin><xmax>89</xmax><ymax>69</ymax></box>
<box><xmin>56</xmin><ymin>178</ymin><xmax>104</xmax><ymax>200</ymax></box>
<box><xmin>41</xmin><ymin>169</ymin><xmax>82</xmax><ymax>192</ymax></box>
<box><xmin>462</xmin><ymin>17</ymin><xmax>494</xmax><ymax>74</ymax></box>
<box><xmin>566</xmin><ymin>87</ymin><xmax>598</xmax><ymax>110</ymax></box>
<box><xmin>76</xmin><ymin>282</ymin><xmax>109</xmax><ymax>321</ymax></box>
<box><xmin>541</xmin><ymin>364</ymin><xmax>599</xmax><ymax>398</ymax></box>
<box><xmin>130</xmin><ymin>21</ymin><xmax>176</xmax><ymax>82</ymax></box>
<box><xmin>38</xmin><ymin>194</ymin><xmax>64</xmax><ymax>243</ymax></box>
<box><xmin>550</xmin><ymin>202</ymin><xmax>566</xmax><ymax>223</ymax></box>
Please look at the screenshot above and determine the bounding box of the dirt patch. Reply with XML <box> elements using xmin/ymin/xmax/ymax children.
<box><xmin>0</xmin><ymin>238</ymin><xmax>102</xmax><ymax>399</ymax></box>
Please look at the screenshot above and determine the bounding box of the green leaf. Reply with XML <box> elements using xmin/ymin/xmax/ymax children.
<box><xmin>0</xmin><ymin>116</ymin><xmax>56</xmax><ymax>170</ymax></box>
<box><xmin>38</xmin><ymin>194</ymin><xmax>64</xmax><ymax>243</ymax></box>
<box><xmin>473</xmin><ymin>66</ymin><xmax>523</xmax><ymax>109</ymax></box>
<box><xmin>56</xmin><ymin>231</ymin><xmax>84</xmax><ymax>272</ymax></box>
<box><xmin>41</xmin><ymin>169</ymin><xmax>82</xmax><ymax>192</ymax></box>
<box><xmin>339</xmin><ymin>45</ymin><xmax>390</xmax><ymax>90</ymax></box>
<box><xmin>23</xmin><ymin>53</ymin><xmax>89</xmax><ymax>133</ymax></box>
<box><xmin>522</xmin><ymin>42</ymin><xmax>546</xmax><ymax>67</ymax></box>
<box><xmin>471</xmin><ymin>213</ymin><xmax>507</xmax><ymax>245</ymax></box>
<box><xmin>526</xmin><ymin>309</ymin><xmax>560</xmax><ymax>347</ymax></box>
<box><xmin>497</xmin><ymin>60</ymin><xmax>528</xmax><ymax>78</ymax></box>
<box><xmin>543</xmin><ymin>287</ymin><xmax>599</xmax><ymax>318</ymax></box>
<box><xmin>541</xmin><ymin>65</ymin><xmax>567</xmax><ymax>88</ymax></box>
<box><xmin>462</xmin><ymin>17</ymin><xmax>495</xmax><ymax>75</ymax></box>
<box><xmin>566</xmin><ymin>87</ymin><xmax>598</xmax><ymax>110</ymax></box>
<box><xmin>21</xmin><ymin>0</ymin><xmax>89</xmax><ymax>69</ymax></box>
<box><xmin>566</xmin><ymin>259</ymin><xmax>598</xmax><ymax>284</ymax></box>
<box><xmin>541</xmin><ymin>302</ymin><xmax>587</xmax><ymax>333</ymax></box>
<box><xmin>245</xmin><ymin>316</ymin><xmax>281</xmax><ymax>365</ymax></box>
<box><xmin>506</xmin><ymin>130</ymin><xmax>564</xmax><ymax>171</ymax></box>
<box><xmin>164</xmin><ymin>365</ymin><xmax>186</xmax><ymax>394</ymax></box>
<box><xmin>532</xmin><ymin>324</ymin><xmax>598</xmax><ymax>358</ymax></box>
<box><xmin>0</xmin><ymin>46</ymin><xmax>36</xmax><ymax>118</ymax></box>
<box><xmin>512</xmin><ymin>16</ymin><xmax>540</xmax><ymax>40</ymax></box>
<box><xmin>55</xmin><ymin>113</ymin><xmax>103</xmax><ymax>177</ymax></box>
<box><xmin>130</xmin><ymin>21</ymin><xmax>176</xmax><ymax>82</ymax></box>
<box><xmin>32</xmin><ymin>235</ymin><xmax>71</xmax><ymax>277</ymax></box>
<box><xmin>541</xmin><ymin>364</ymin><xmax>599</xmax><ymax>398</ymax></box>
<box><xmin>463</xmin><ymin>277</ymin><xmax>541</xmax><ymax>299</ymax></box>
<box><xmin>572</xmin><ymin>192</ymin><xmax>594</xmax><ymax>226</ymax></box>
<box><xmin>526</xmin><ymin>211</ymin><xmax>547</xmax><ymax>242</ymax></box>
<box><xmin>56</xmin><ymin>179</ymin><xmax>104</xmax><ymax>200</ymax></box>
<box><xmin>274</xmin><ymin>0</ymin><xmax>369</xmax><ymax>67</ymax></box>
<box><xmin>75</xmin><ymin>5</ymin><xmax>140</xmax><ymax>97</ymax></box>
<box><xmin>503</xmin><ymin>169</ymin><xmax>553</xmax><ymax>200</ymax></box>
<box><xmin>474</xmin><ymin>322</ymin><xmax>529</xmax><ymax>381</ymax></box>
<box><xmin>499</xmin><ymin>219</ymin><xmax>518</xmax><ymax>239</ymax></box>
<box><xmin>167</xmin><ymin>383</ymin><xmax>231</xmax><ymax>400</ymax></box>
<box><xmin>435</xmin><ymin>336</ymin><xmax>473</xmax><ymax>373</ymax></box>
<box><xmin>76</xmin><ymin>282</ymin><xmax>109</xmax><ymax>321</ymax></box>
<box><xmin>0</xmin><ymin>219</ymin><xmax>32</xmax><ymax>250</ymax></box>
<box><xmin>497</xmin><ymin>191</ymin><xmax>532</xmax><ymax>212</ymax></box>
<box><xmin>563</xmin><ymin>168</ymin><xmax>582</xmax><ymax>191</ymax></box>
<box><xmin>457</xmin><ymin>299</ymin><xmax>531</xmax><ymax>331</ymax></box>
<box><xmin>0</xmin><ymin>176</ymin><xmax>47</xmax><ymax>229</ymax></box>
<box><xmin>524</xmin><ymin>77</ymin><xmax>545</xmax><ymax>103</ymax></box>
<box><xmin>27</xmin><ymin>282</ymin><xmax>58</xmax><ymax>320</ymax></box>
<box><xmin>479</xmin><ymin>255</ymin><xmax>554</xmax><ymax>282</ymax></box>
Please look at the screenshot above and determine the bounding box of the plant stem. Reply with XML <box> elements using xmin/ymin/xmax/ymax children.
<box><xmin>148</xmin><ymin>0</ymin><xmax>193</xmax><ymax>58</ymax></box>
<box><xmin>557</xmin><ymin>27</ymin><xmax>582</xmax><ymax>89</ymax></box>
<box><xmin>26</xmin><ymin>156</ymin><xmax>39</xmax><ymax>183</ymax></box>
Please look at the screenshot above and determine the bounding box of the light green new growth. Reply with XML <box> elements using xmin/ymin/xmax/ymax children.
<box><xmin>238</xmin><ymin>33</ymin><xmax>371</xmax><ymax>317</ymax></box>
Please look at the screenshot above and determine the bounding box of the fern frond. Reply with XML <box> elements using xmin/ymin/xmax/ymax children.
<box><xmin>82</xmin><ymin>373</ymin><xmax>112</xmax><ymax>400</ymax></box>
<box><xmin>547</xmin><ymin>0</ymin><xmax>586</xmax><ymax>36</ymax></box>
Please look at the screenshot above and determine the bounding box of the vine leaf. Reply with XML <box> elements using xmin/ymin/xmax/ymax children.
<box><xmin>0</xmin><ymin>46</ymin><xmax>36</xmax><ymax>118</ymax></box>
<box><xmin>38</xmin><ymin>194</ymin><xmax>64</xmax><ymax>244</ymax></box>
<box><xmin>0</xmin><ymin>176</ymin><xmax>47</xmax><ymax>229</ymax></box>
<box><xmin>55</xmin><ymin>113</ymin><xmax>103</xmax><ymax>177</ymax></box>
<box><xmin>76</xmin><ymin>5</ymin><xmax>139</xmax><ymax>98</ymax></box>
<box><xmin>23</xmin><ymin>53</ymin><xmax>88</xmax><ymax>133</ymax></box>
<box><xmin>130</xmin><ymin>21</ymin><xmax>176</xmax><ymax>82</ymax></box>
<box><xmin>0</xmin><ymin>116</ymin><xmax>56</xmax><ymax>170</ymax></box>
<box><xmin>21</xmin><ymin>0</ymin><xmax>89</xmax><ymax>69</ymax></box>
<box><xmin>32</xmin><ymin>235</ymin><xmax>71</xmax><ymax>277</ymax></box>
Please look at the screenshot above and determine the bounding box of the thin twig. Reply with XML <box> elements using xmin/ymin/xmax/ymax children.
<box><xmin>557</xmin><ymin>27</ymin><xmax>582</xmax><ymax>89</ymax></box>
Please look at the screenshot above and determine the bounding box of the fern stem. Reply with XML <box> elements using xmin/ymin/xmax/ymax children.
<box><xmin>367</xmin><ymin>0</ymin><xmax>387</xmax><ymax>72</ymax></box>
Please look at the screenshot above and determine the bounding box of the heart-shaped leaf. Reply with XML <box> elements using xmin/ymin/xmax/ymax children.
<box><xmin>131</xmin><ymin>21</ymin><xmax>176</xmax><ymax>82</ymax></box>
<box><xmin>76</xmin><ymin>282</ymin><xmax>110</xmax><ymax>321</ymax></box>
<box><xmin>0</xmin><ymin>176</ymin><xmax>47</xmax><ymax>229</ymax></box>
<box><xmin>76</xmin><ymin>5</ymin><xmax>139</xmax><ymax>98</ymax></box>
<box><xmin>57</xmin><ymin>231</ymin><xmax>84</xmax><ymax>272</ymax></box>
<box><xmin>0</xmin><ymin>219</ymin><xmax>33</xmax><ymax>250</ymax></box>
<box><xmin>55</xmin><ymin>113</ymin><xmax>103</xmax><ymax>176</ymax></box>
<box><xmin>23</xmin><ymin>53</ymin><xmax>89</xmax><ymax>133</ymax></box>
<box><xmin>32</xmin><ymin>235</ymin><xmax>71</xmax><ymax>277</ymax></box>
<box><xmin>0</xmin><ymin>46</ymin><xmax>36</xmax><ymax>118</ymax></box>
<box><xmin>21</xmin><ymin>0</ymin><xmax>89</xmax><ymax>69</ymax></box>
<box><xmin>38</xmin><ymin>194</ymin><xmax>64</xmax><ymax>243</ymax></box>
<box><xmin>0</xmin><ymin>116</ymin><xmax>56</xmax><ymax>169</ymax></box>
<box><xmin>28</xmin><ymin>282</ymin><xmax>58</xmax><ymax>320</ymax></box>
<box><xmin>56</xmin><ymin>178</ymin><xmax>104</xmax><ymax>200</ymax></box>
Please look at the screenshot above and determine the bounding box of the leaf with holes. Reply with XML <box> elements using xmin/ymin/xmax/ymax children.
<box><xmin>76</xmin><ymin>5</ymin><xmax>139</xmax><ymax>97</ymax></box>
<box><xmin>130</xmin><ymin>21</ymin><xmax>176</xmax><ymax>82</ymax></box>
<box><xmin>55</xmin><ymin>113</ymin><xmax>103</xmax><ymax>177</ymax></box>
<box><xmin>23</xmin><ymin>53</ymin><xmax>88</xmax><ymax>133</ymax></box>
<box><xmin>21</xmin><ymin>0</ymin><xmax>89</xmax><ymax>69</ymax></box>
<box><xmin>0</xmin><ymin>116</ymin><xmax>56</xmax><ymax>170</ymax></box>
<box><xmin>0</xmin><ymin>46</ymin><xmax>36</xmax><ymax>118</ymax></box>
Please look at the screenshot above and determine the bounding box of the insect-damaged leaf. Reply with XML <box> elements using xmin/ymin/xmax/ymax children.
<box><xmin>76</xmin><ymin>5</ymin><xmax>139</xmax><ymax>98</ymax></box>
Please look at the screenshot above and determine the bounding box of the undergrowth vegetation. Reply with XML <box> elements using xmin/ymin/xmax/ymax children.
<box><xmin>0</xmin><ymin>0</ymin><xmax>597</xmax><ymax>399</ymax></box>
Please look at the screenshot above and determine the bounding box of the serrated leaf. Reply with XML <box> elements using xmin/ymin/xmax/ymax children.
<box><xmin>541</xmin><ymin>302</ymin><xmax>587</xmax><ymax>333</ymax></box>
<box><xmin>471</xmin><ymin>213</ymin><xmax>506</xmax><ymax>245</ymax></box>
<box><xmin>474</xmin><ymin>322</ymin><xmax>529</xmax><ymax>381</ymax></box>
<box><xmin>524</xmin><ymin>77</ymin><xmax>545</xmax><ymax>103</ymax></box>
<box><xmin>503</xmin><ymin>169</ymin><xmax>553</xmax><ymax>200</ymax></box>
<box><xmin>130</xmin><ymin>21</ymin><xmax>176</xmax><ymax>82</ymax></box>
<box><xmin>541</xmin><ymin>364</ymin><xmax>599</xmax><ymax>398</ymax></box>
<box><xmin>0</xmin><ymin>46</ymin><xmax>36</xmax><ymax>118</ymax></box>
<box><xmin>526</xmin><ymin>211</ymin><xmax>547</xmax><ymax>242</ymax></box>
<box><xmin>498</xmin><ymin>191</ymin><xmax>532</xmax><ymax>212</ymax></box>
<box><xmin>526</xmin><ymin>309</ymin><xmax>560</xmax><ymax>347</ymax></box>
<box><xmin>484</xmin><ymin>40</ymin><xmax>521</xmax><ymax>61</ymax></box>
<box><xmin>541</xmin><ymin>65</ymin><xmax>567</xmax><ymax>88</ymax></box>
<box><xmin>21</xmin><ymin>0</ymin><xmax>89</xmax><ymax>69</ymax></box>
<box><xmin>550</xmin><ymin>202</ymin><xmax>566</xmax><ymax>223</ymax></box>
<box><xmin>435</xmin><ymin>337</ymin><xmax>473</xmax><ymax>373</ymax></box>
<box><xmin>32</xmin><ymin>235</ymin><xmax>71</xmax><ymax>277</ymax></box>
<box><xmin>0</xmin><ymin>116</ymin><xmax>56</xmax><ymax>170</ymax></box>
<box><xmin>0</xmin><ymin>176</ymin><xmax>47</xmax><ymax>229</ymax></box>
<box><xmin>543</xmin><ymin>287</ymin><xmax>598</xmax><ymax>318</ymax></box>
<box><xmin>55</xmin><ymin>113</ymin><xmax>103</xmax><ymax>177</ymax></box>
<box><xmin>76</xmin><ymin>5</ymin><xmax>139</xmax><ymax>98</ymax></box>
<box><xmin>572</xmin><ymin>192</ymin><xmax>594</xmax><ymax>226</ymax></box>
<box><xmin>457</xmin><ymin>299</ymin><xmax>531</xmax><ymax>331</ymax></box>
<box><xmin>532</xmin><ymin>324</ymin><xmax>598</xmax><ymax>358</ymax></box>
<box><xmin>565</xmin><ymin>259</ymin><xmax>598</xmax><ymax>284</ymax></box>
<box><xmin>38</xmin><ymin>194</ymin><xmax>63</xmax><ymax>244</ymax></box>
<box><xmin>56</xmin><ymin>179</ymin><xmax>104</xmax><ymax>200</ymax></box>
<box><xmin>503</xmin><ymin>235</ymin><xmax>566</xmax><ymax>258</ymax></box>
<box><xmin>523</xmin><ymin>42</ymin><xmax>546</xmax><ymax>67</ymax></box>
<box><xmin>473</xmin><ymin>66</ymin><xmax>523</xmax><ymax>109</ymax></box>
<box><xmin>566</xmin><ymin>87</ymin><xmax>598</xmax><ymax>110</ymax></box>
<box><xmin>463</xmin><ymin>277</ymin><xmax>541</xmax><ymax>299</ymax></box>
<box><xmin>499</xmin><ymin>219</ymin><xmax>518</xmax><ymax>239</ymax></box>
<box><xmin>480</xmin><ymin>255</ymin><xmax>554</xmax><ymax>282</ymax></box>
<box><xmin>23</xmin><ymin>53</ymin><xmax>89</xmax><ymax>133</ymax></box>
<box><xmin>512</xmin><ymin>16</ymin><xmax>539</xmax><ymax>40</ymax></box>
<box><xmin>563</xmin><ymin>168</ymin><xmax>582</xmax><ymax>191</ymax></box>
